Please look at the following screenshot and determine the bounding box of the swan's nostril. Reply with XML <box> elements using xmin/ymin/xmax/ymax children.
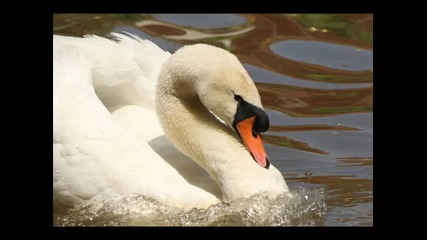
<box><xmin>249</xmin><ymin>152</ymin><xmax>270</xmax><ymax>169</ymax></box>
<box><xmin>252</xmin><ymin>129</ymin><xmax>258</xmax><ymax>138</ymax></box>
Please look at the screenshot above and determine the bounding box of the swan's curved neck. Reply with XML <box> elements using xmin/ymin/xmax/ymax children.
<box><xmin>156</xmin><ymin>64</ymin><xmax>288</xmax><ymax>202</ymax></box>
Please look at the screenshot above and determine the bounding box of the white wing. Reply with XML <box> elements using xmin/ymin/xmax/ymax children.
<box><xmin>53</xmin><ymin>34</ymin><xmax>220</xmax><ymax>211</ymax></box>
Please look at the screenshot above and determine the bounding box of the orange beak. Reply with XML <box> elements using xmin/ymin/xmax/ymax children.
<box><xmin>236</xmin><ymin>116</ymin><xmax>270</xmax><ymax>169</ymax></box>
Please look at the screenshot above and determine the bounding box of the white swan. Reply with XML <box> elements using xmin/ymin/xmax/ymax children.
<box><xmin>53</xmin><ymin>33</ymin><xmax>289</xmax><ymax>212</ymax></box>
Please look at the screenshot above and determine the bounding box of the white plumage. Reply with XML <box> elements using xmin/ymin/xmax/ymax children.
<box><xmin>53</xmin><ymin>33</ymin><xmax>288</xmax><ymax>211</ymax></box>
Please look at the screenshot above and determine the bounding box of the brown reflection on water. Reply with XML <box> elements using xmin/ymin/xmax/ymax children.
<box><xmin>269</xmin><ymin>124</ymin><xmax>359</xmax><ymax>132</ymax></box>
<box><xmin>132</xmin><ymin>14</ymin><xmax>373</xmax><ymax>85</ymax></box>
<box><xmin>336</xmin><ymin>157</ymin><xmax>373</xmax><ymax>167</ymax></box>
<box><xmin>232</xmin><ymin>14</ymin><xmax>373</xmax><ymax>84</ymax></box>
<box><xmin>257</xmin><ymin>82</ymin><xmax>372</xmax><ymax>117</ymax></box>
<box><xmin>290</xmin><ymin>175</ymin><xmax>372</xmax><ymax>207</ymax></box>
<box><xmin>263</xmin><ymin>134</ymin><xmax>327</xmax><ymax>154</ymax></box>
<box><xmin>142</xmin><ymin>25</ymin><xmax>186</xmax><ymax>36</ymax></box>
<box><xmin>138</xmin><ymin>14</ymin><xmax>256</xmax><ymax>37</ymax></box>
<box><xmin>264</xmin><ymin>124</ymin><xmax>360</xmax><ymax>153</ymax></box>
<box><xmin>287</xmin><ymin>155</ymin><xmax>372</xmax><ymax>220</ymax></box>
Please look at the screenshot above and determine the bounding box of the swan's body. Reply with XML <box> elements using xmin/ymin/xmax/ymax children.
<box><xmin>53</xmin><ymin>33</ymin><xmax>288</xmax><ymax>212</ymax></box>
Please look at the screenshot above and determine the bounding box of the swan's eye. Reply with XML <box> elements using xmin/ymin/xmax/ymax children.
<box><xmin>234</xmin><ymin>94</ymin><xmax>243</xmax><ymax>103</ymax></box>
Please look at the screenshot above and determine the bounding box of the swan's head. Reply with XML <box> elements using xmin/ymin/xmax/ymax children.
<box><xmin>168</xmin><ymin>44</ymin><xmax>271</xmax><ymax>169</ymax></box>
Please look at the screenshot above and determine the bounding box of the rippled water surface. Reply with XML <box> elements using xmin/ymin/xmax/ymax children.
<box><xmin>53</xmin><ymin>14</ymin><xmax>373</xmax><ymax>226</ymax></box>
<box><xmin>55</xmin><ymin>188</ymin><xmax>326</xmax><ymax>226</ymax></box>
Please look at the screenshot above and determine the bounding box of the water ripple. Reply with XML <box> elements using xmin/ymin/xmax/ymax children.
<box><xmin>54</xmin><ymin>187</ymin><xmax>326</xmax><ymax>226</ymax></box>
<box><xmin>270</xmin><ymin>40</ymin><xmax>373</xmax><ymax>72</ymax></box>
<box><xmin>245</xmin><ymin>64</ymin><xmax>371</xmax><ymax>90</ymax></box>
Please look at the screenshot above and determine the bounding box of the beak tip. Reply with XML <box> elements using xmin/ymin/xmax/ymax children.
<box><xmin>236</xmin><ymin>116</ymin><xmax>271</xmax><ymax>170</ymax></box>
<box><xmin>265</xmin><ymin>157</ymin><xmax>270</xmax><ymax>169</ymax></box>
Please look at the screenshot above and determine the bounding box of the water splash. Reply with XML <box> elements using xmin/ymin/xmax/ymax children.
<box><xmin>54</xmin><ymin>187</ymin><xmax>326</xmax><ymax>226</ymax></box>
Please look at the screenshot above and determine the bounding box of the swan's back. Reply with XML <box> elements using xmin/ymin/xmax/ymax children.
<box><xmin>53</xmin><ymin>33</ymin><xmax>170</xmax><ymax>110</ymax></box>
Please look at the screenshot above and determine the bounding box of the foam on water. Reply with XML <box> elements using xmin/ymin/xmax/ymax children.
<box><xmin>54</xmin><ymin>187</ymin><xmax>326</xmax><ymax>226</ymax></box>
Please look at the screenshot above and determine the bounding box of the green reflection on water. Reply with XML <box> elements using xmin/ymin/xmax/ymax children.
<box><xmin>53</xmin><ymin>14</ymin><xmax>142</xmax><ymax>36</ymax></box>
<box><xmin>285</xmin><ymin>14</ymin><xmax>373</xmax><ymax>44</ymax></box>
<box><xmin>313</xmin><ymin>106</ymin><xmax>372</xmax><ymax>114</ymax></box>
<box><xmin>303</xmin><ymin>72</ymin><xmax>373</xmax><ymax>83</ymax></box>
